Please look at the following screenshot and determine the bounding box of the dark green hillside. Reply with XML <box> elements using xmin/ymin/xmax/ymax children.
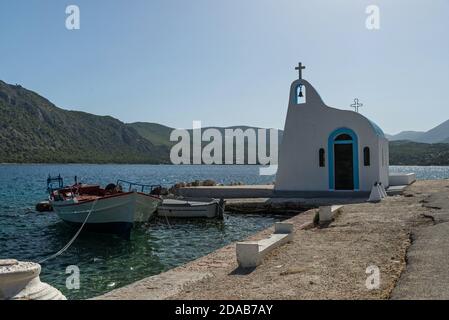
<box><xmin>0</xmin><ymin>81</ymin><xmax>169</xmax><ymax>163</ymax></box>
<box><xmin>389</xmin><ymin>141</ymin><xmax>449</xmax><ymax>166</ymax></box>
<box><xmin>127</xmin><ymin>122</ymin><xmax>173</xmax><ymax>147</ymax></box>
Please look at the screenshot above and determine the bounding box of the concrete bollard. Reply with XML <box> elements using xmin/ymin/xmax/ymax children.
<box><xmin>319</xmin><ymin>206</ymin><xmax>333</xmax><ymax>223</ymax></box>
<box><xmin>236</xmin><ymin>242</ymin><xmax>261</xmax><ymax>268</ymax></box>
<box><xmin>274</xmin><ymin>222</ymin><xmax>293</xmax><ymax>234</ymax></box>
<box><xmin>319</xmin><ymin>205</ymin><xmax>343</xmax><ymax>224</ymax></box>
<box><xmin>0</xmin><ymin>259</ymin><xmax>66</xmax><ymax>300</ymax></box>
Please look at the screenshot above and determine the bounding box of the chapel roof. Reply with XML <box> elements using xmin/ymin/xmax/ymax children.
<box><xmin>368</xmin><ymin>119</ymin><xmax>385</xmax><ymax>138</ymax></box>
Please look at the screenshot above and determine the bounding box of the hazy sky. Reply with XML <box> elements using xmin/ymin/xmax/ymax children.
<box><xmin>1</xmin><ymin>0</ymin><xmax>448</xmax><ymax>134</ymax></box>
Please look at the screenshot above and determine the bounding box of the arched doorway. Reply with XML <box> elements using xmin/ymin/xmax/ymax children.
<box><xmin>328</xmin><ymin>128</ymin><xmax>359</xmax><ymax>190</ymax></box>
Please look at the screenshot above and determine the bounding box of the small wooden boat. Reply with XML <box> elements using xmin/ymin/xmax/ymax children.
<box><xmin>47</xmin><ymin>176</ymin><xmax>162</xmax><ymax>238</ymax></box>
<box><xmin>157</xmin><ymin>198</ymin><xmax>225</xmax><ymax>219</ymax></box>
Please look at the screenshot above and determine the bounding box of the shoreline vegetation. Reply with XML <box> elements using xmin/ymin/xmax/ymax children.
<box><xmin>3</xmin><ymin>140</ymin><xmax>449</xmax><ymax>166</ymax></box>
<box><xmin>2</xmin><ymin>80</ymin><xmax>449</xmax><ymax>166</ymax></box>
<box><xmin>2</xmin><ymin>162</ymin><xmax>449</xmax><ymax>167</ymax></box>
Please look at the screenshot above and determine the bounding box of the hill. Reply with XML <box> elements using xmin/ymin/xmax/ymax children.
<box><xmin>388</xmin><ymin>131</ymin><xmax>425</xmax><ymax>142</ymax></box>
<box><xmin>388</xmin><ymin>120</ymin><xmax>449</xmax><ymax>143</ymax></box>
<box><xmin>0</xmin><ymin>80</ymin><xmax>170</xmax><ymax>163</ymax></box>
<box><xmin>389</xmin><ymin>140</ymin><xmax>449</xmax><ymax>165</ymax></box>
<box><xmin>417</xmin><ymin>119</ymin><xmax>449</xmax><ymax>143</ymax></box>
<box><xmin>127</xmin><ymin>122</ymin><xmax>173</xmax><ymax>147</ymax></box>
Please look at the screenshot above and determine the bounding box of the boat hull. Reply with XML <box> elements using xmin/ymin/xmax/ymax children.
<box><xmin>157</xmin><ymin>198</ymin><xmax>224</xmax><ymax>218</ymax></box>
<box><xmin>51</xmin><ymin>192</ymin><xmax>161</xmax><ymax>237</ymax></box>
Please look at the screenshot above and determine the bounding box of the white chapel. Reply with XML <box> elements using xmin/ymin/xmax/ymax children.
<box><xmin>275</xmin><ymin>63</ymin><xmax>390</xmax><ymax>195</ymax></box>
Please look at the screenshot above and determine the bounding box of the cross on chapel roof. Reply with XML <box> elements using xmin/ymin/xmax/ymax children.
<box><xmin>295</xmin><ymin>62</ymin><xmax>306</xmax><ymax>79</ymax></box>
<box><xmin>350</xmin><ymin>98</ymin><xmax>363</xmax><ymax>113</ymax></box>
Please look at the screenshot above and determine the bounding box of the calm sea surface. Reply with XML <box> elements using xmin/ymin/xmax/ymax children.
<box><xmin>0</xmin><ymin>164</ymin><xmax>448</xmax><ymax>299</ymax></box>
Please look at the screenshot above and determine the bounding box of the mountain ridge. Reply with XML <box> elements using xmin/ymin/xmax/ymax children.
<box><xmin>387</xmin><ymin>120</ymin><xmax>449</xmax><ymax>143</ymax></box>
<box><xmin>0</xmin><ymin>80</ymin><xmax>169</xmax><ymax>163</ymax></box>
<box><xmin>2</xmin><ymin>80</ymin><xmax>449</xmax><ymax>165</ymax></box>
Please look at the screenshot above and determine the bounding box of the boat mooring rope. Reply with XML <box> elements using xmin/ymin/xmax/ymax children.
<box><xmin>38</xmin><ymin>199</ymin><xmax>98</xmax><ymax>264</ymax></box>
<box><xmin>161</xmin><ymin>209</ymin><xmax>172</xmax><ymax>228</ymax></box>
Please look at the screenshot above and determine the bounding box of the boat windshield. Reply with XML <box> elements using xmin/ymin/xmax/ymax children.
<box><xmin>116</xmin><ymin>180</ymin><xmax>161</xmax><ymax>194</ymax></box>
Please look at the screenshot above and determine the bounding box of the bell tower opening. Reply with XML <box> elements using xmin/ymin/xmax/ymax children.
<box><xmin>294</xmin><ymin>62</ymin><xmax>307</xmax><ymax>104</ymax></box>
<box><xmin>296</xmin><ymin>84</ymin><xmax>306</xmax><ymax>104</ymax></box>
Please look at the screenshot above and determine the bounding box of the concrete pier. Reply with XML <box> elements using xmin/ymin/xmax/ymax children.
<box><xmin>174</xmin><ymin>185</ymin><xmax>407</xmax><ymax>209</ymax></box>
<box><xmin>175</xmin><ymin>185</ymin><xmax>275</xmax><ymax>198</ymax></box>
<box><xmin>95</xmin><ymin>179</ymin><xmax>449</xmax><ymax>300</ymax></box>
<box><xmin>175</xmin><ymin>184</ymin><xmax>372</xmax><ymax>199</ymax></box>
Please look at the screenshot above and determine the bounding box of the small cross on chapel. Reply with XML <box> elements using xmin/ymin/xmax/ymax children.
<box><xmin>350</xmin><ymin>98</ymin><xmax>363</xmax><ymax>113</ymax></box>
<box><xmin>295</xmin><ymin>62</ymin><xmax>306</xmax><ymax>79</ymax></box>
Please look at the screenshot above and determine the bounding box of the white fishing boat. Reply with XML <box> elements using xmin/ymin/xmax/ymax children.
<box><xmin>47</xmin><ymin>176</ymin><xmax>162</xmax><ymax>238</ymax></box>
<box><xmin>157</xmin><ymin>198</ymin><xmax>225</xmax><ymax>219</ymax></box>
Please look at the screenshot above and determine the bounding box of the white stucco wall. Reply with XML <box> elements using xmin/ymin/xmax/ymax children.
<box><xmin>275</xmin><ymin>79</ymin><xmax>389</xmax><ymax>192</ymax></box>
<box><xmin>378</xmin><ymin>138</ymin><xmax>390</xmax><ymax>187</ymax></box>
